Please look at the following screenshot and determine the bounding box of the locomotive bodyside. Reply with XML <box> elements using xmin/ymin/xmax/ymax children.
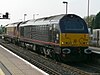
<box><xmin>18</xmin><ymin>14</ymin><xmax>91</xmax><ymax>61</ymax></box>
<box><xmin>4</xmin><ymin>23</ymin><xmax>17</xmax><ymax>42</ymax></box>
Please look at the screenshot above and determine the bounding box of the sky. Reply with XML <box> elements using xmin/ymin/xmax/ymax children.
<box><xmin>0</xmin><ymin>0</ymin><xmax>100</xmax><ymax>25</ymax></box>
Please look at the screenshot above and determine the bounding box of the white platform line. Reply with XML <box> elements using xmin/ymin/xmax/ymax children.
<box><xmin>0</xmin><ymin>45</ymin><xmax>49</xmax><ymax>75</ymax></box>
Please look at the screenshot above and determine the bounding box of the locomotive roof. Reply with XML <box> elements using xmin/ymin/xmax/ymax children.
<box><xmin>20</xmin><ymin>14</ymin><xmax>65</xmax><ymax>26</ymax></box>
<box><xmin>6</xmin><ymin>22</ymin><xmax>21</xmax><ymax>27</ymax></box>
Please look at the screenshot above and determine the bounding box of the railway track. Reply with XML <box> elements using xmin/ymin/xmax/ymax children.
<box><xmin>0</xmin><ymin>40</ymin><xmax>61</xmax><ymax>75</ymax></box>
<box><xmin>67</xmin><ymin>62</ymin><xmax>100</xmax><ymax>75</ymax></box>
<box><xmin>0</xmin><ymin>39</ymin><xmax>99</xmax><ymax>75</ymax></box>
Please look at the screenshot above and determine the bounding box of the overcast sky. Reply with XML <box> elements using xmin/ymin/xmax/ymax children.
<box><xmin>0</xmin><ymin>0</ymin><xmax>100</xmax><ymax>25</ymax></box>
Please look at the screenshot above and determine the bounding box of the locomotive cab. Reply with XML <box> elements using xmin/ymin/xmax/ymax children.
<box><xmin>58</xmin><ymin>14</ymin><xmax>91</xmax><ymax>61</ymax></box>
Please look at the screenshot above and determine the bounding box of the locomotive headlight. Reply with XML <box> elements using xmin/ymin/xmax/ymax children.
<box><xmin>61</xmin><ymin>42</ymin><xmax>64</xmax><ymax>44</ymax></box>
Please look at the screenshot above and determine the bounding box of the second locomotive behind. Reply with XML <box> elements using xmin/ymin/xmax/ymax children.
<box><xmin>4</xmin><ymin>14</ymin><xmax>91</xmax><ymax>62</ymax></box>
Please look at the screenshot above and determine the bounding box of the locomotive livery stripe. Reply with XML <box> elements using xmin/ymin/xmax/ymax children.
<box><xmin>60</xmin><ymin>33</ymin><xmax>89</xmax><ymax>47</ymax></box>
<box><xmin>20</xmin><ymin>37</ymin><xmax>59</xmax><ymax>46</ymax></box>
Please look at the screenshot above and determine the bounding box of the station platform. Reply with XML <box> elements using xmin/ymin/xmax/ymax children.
<box><xmin>0</xmin><ymin>45</ymin><xmax>49</xmax><ymax>75</ymax></box>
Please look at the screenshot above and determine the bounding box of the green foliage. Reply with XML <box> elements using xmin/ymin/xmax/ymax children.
<box><xmin>91</xmin><ymin>18</ymin><xmax>95</xmax><ymax>29</ymax></box>
<box><xmin>84</xmin><ymin>15</ymin><xmax>95</xmax><ymax>28</ymax></box>
<box><xmin>93</xmin><ymin>12</ymin><xmax>100</xmax><ymax>29</ymax></box>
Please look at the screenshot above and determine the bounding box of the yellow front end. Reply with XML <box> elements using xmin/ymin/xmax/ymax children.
<box><xmin>60</xmin><ymin>33</ymin><xmax>89</xmax><ymax>47</ymax></box>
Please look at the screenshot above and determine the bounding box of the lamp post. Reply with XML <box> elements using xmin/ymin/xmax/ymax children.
<box><xmin>24</xmin><ymin>14</ymin><xmax>27</xmax><ymax>21</ymax></box>
<box><xmin>0</xmin><ymin>13</ymin><xmax>2</xmax><ymax>18</ymax></box>
<box><xmin>63</xmin><ymin>1</ymin><xmax>68</xmax><ymax>14</ymax></box>
<box><xmin>87</xmin><ymin>0</ymin><xmax>90</xmax><ymax>26</ymax></box>
<box><xmin>33</xmin><ymin>14</ymin><xmax>39</xmax><ymax>20</ymax></box>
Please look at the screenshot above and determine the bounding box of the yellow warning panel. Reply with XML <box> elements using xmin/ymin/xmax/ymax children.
<box><xmin>0</xmin><ymin>68</ymin><xmax>5</xmax><ymax>75</ymax></box>
<box><xmin>0</xmin><ymin>62</ymin><xmax>12</xmax><ymax>75</ymax></box>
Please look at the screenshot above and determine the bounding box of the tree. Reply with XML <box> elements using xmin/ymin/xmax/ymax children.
<box><xmin>84</xmin><ymin>15</ymin><xmax>95</xmax><ymax>28</ymax></box>
<box><xmin>93</xmin><ymin>12</ymin><xmax>100</xmax><ymax>29</ymax></box>
<box><xmin>91</xmin><ymin>18</ymin><xmax>95</xmax><ymax>29</ymax></box>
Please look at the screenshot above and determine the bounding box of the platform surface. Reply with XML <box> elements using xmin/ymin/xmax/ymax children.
<box><xmin>0</xmin><ymin>45</ymin><xmax>48</xmax><ymax>75</ymax></box>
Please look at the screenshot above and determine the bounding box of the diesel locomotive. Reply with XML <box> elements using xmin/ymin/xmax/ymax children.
<box><xmin>3</xmin><ymin>14</ymin><xmax>91</xmax><ymax>62</ymax></box>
